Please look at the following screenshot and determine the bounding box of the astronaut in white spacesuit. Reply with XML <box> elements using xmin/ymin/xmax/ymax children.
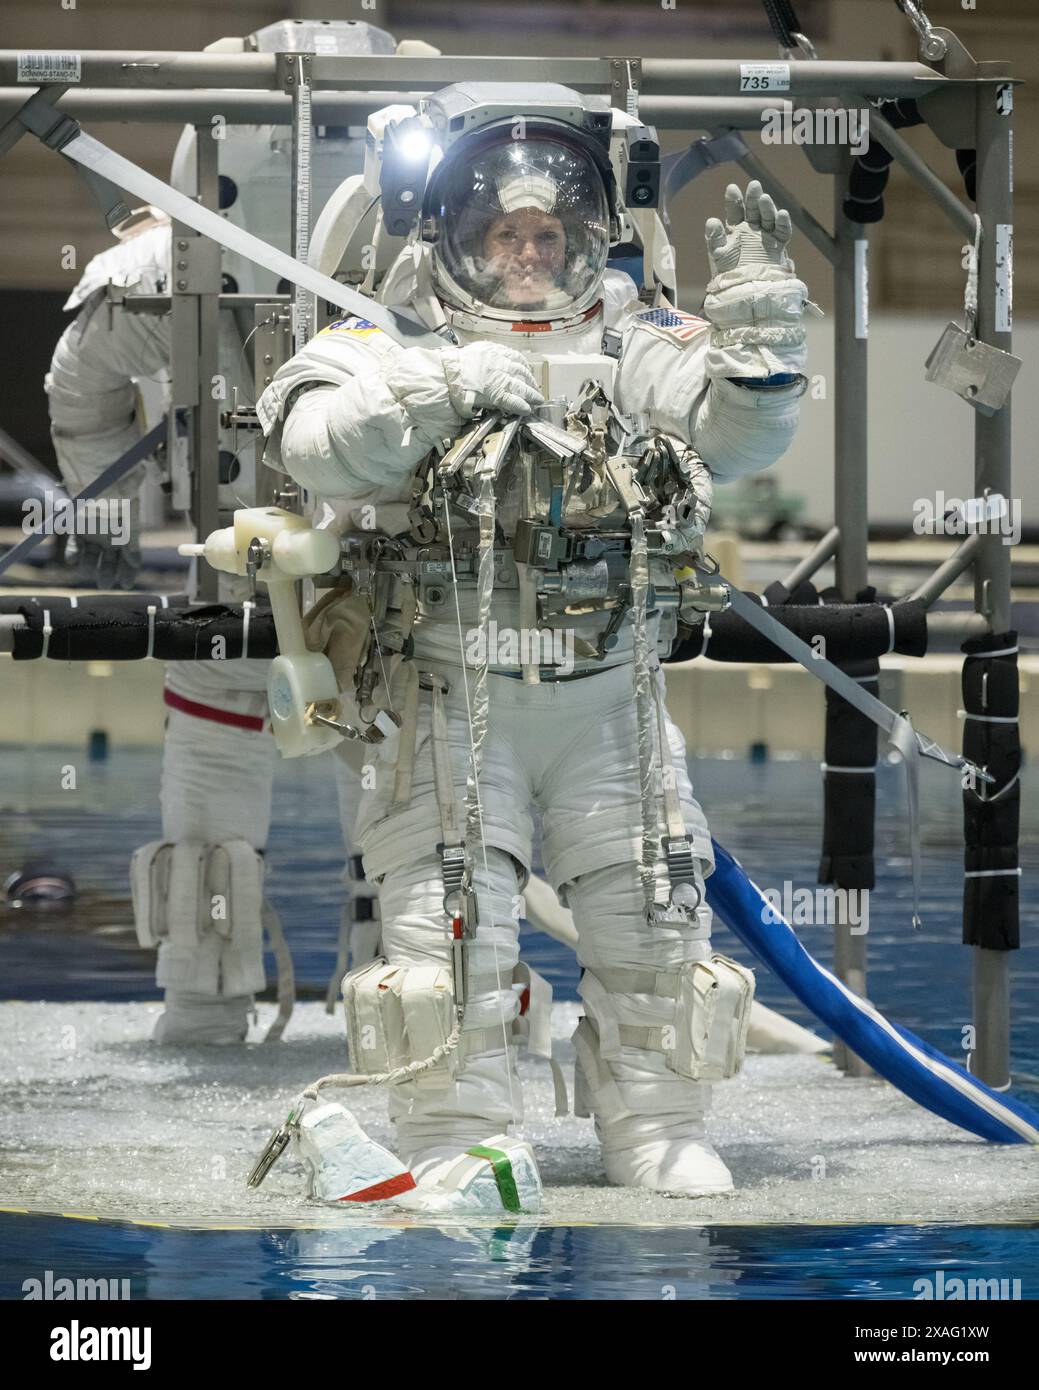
<box><xmin>43</xmin><ymin>19</ymin><xmax>401</xmax><ymax>1043</ymax></box>
<box><xmin>258</xmin><ymin>84</ymin><xmax>812</xmax><ymax>1195</ymax></box>
<box><xmin>257</xmin><ymin>81</ymin><xmax>812</xmax><ymax>1196</ymax></box>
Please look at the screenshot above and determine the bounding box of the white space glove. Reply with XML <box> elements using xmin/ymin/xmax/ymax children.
<box><xmin>444</xmin><ymin>342</ymin><xmax>545</xmax><ymax>418</ymax></box>
<box><xmin>704</xmin><ymin>180</ymin><xmax>795</xmax><ymax>276</ymax></box>
<box><xmin>701</xmin><ymin>180</ymin><xmax>819</xmax><ymax>379</ymax></box>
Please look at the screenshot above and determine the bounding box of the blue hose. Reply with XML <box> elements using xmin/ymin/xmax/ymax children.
<box><xmin>706</xmin><ymin>840</ymin><xmax>1039</xmax><ymax>1145</ymax></box>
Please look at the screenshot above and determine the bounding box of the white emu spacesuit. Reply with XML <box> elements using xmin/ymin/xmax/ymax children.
<box><xmin>258</xmin><ymin>83</ymin><xmax>812</xmax><ymax>1196</ymax></box>
<box><xmin>43</xmin><ymin>19</ymin><xmax>401</xmax><ymax>1043</ymax></box>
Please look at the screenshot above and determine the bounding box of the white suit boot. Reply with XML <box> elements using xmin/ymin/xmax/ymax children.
<box><xmin>566</xmin><ymin>854</ymin><xmax>735</xmax><ymax>1199</ymax></box>
<box><xmin>574</xmin><ymin>1022</ymin><xmax>733</xmax><ymax>1195</ymax></box>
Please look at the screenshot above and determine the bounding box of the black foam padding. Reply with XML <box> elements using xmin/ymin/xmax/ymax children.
<box><xmin>818</xmin><ymin>657</ymin><xmax>879</xmax><ymax>891</ymax></box>
<box><xmin>6</xmin><ymin>597</ymin><xmax>278</xmax><ymax>662</ymax></box>
<box><xmin>961</xmin><ymin>631</ymin><xmax>1020</xmax><ymax>950</ymax></box>
<box><xmin>669</xmin><ymin>596</ymin><xmax>927</xmax><ymax>665</ymax></box>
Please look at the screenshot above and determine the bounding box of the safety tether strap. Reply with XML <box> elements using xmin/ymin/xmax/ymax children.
<box><xmin>629</xmin><ymin>511</ymin><xmax>659</xmax><ymax>912</ymax></box>
<box><xmin>429</xmin><ymin>677</ymin><xmax>463</xmax><ymax>850</ymax></box>
<box><xmin>14</xmin><ymin>95</ymin><xmax>442</xmax><ymax>350</ymax></box>
<box><xmin>261</xmin><ymin>898</ymin><xmax>295</xmax><ymax>1043</ymax></box>
<box><xmin>721</xmin><ymin>579</ymin><xmax>984</xmax><ymax>927</ymax></box>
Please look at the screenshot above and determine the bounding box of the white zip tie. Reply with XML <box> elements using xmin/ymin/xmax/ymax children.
<box><xmin>41</xmin><ymin>609</ymin><xmax>52</xmax><ymax>659</ymax></box>
<box><xmin>241</xmin><ymin>599</ymin><xmax>253</xmax><ymax>659</ymax></box>
<box><xmin>884</xmin><ymin>605</ymin><xmax>896</xmax><ymax>653</ymax></box>
<box><xmin>968</xmin><ymin>645</ymin><xmax>1018</xmax><ymax>659</ymax></box>
<box><xmin>821</xmin><ymin>763</ymin><xmax>876</xmax><ymax>774</ymax></box>
<box><xmin>146</xmin><ymin>604</ymin><xmax>157</xmax><ymax>659</ymax></box>
<box><xmin>965</xmin><ymin>867</ymin><xmax>1021</xmax><ymax>879</ymax></box>
<box><xmin>958</xmin><ymin>710</ymin><xmax>1018</xmax><ymax>723</ymax></box>
<box><xmin>701</xmin><ymin>612</ymin><xmax>713</xmax><ymax>656</ymax></box>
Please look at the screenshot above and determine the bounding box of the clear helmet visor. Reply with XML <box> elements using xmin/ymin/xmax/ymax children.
<box><xmin>428</xmin><ymin>134</ymin><xmax>610</xmax><ymax>318</ymax></box>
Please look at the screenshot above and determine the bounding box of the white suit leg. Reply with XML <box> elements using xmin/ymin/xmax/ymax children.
<box><xmin>143</xmin><ymin>658</ymin><xmax>275</xmax><ymax>1043</ymax></box>
<box><xmin>377</xmin><ymin>849</ymin><xmax>523</xmax><ymax>1179</ymax></box>
<box><xmin>542</xmin><ymin>671</ymin><xmax>733</xmax><ymax>1196</ymax></box>
<box><xmin>332</xmin><ymin>755</ymin><xmax>380</xmax><ymax>982</ymax></box>
<box><xmin>355</xmin><ymin>681</ymin><xmax>530</xmax><ymax>1179</ymax></box>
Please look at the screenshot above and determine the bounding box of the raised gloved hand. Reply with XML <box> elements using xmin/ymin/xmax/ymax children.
<box><xmin>445</xmin><ymin>342</ymin><xmax>545</xmax><ymax>419</ymax></box>
<box><xmin>705</xmin><ymin>181</ymin><xmax>795</xmax><ymax>276</ymax></box>
<box><xmin>702</xmin><ymin>180</ymin><xmax>819</xmax><ymax>380</ymax></box>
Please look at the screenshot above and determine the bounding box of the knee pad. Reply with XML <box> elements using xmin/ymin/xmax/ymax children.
<box><xmin>576</xmin><ymin>953</ymin><xmax>756</xmax><ymax>1088</ymax></box>
<box><xmin>131</xmin><ymin>839</ymin><xmax>267</xmax><ymax>998</ymax></box>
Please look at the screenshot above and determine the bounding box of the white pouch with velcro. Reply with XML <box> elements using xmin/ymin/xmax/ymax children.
<box><xmin>130</xmin><ymin>839</ymin><xmax>266</xmax><ymax>997</ymax></box>
<box><xmin>671</xmin><ymin>954</ymin><xmax>755</xmax><ymax>1082</ymax></box>
<box><xmin>342</xmin><ymin>958</ymin><xmax>455</xmax><ymax>1086</ymax></box>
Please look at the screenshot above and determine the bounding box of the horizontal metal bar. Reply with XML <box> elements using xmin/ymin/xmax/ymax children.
<box><xmin>0</xmin><ymin>88</ymin><xmax>827</xmax><ymax>131</ymax></box>
<box><xmin>0</xmin><ymin>88</ymin><xmax>413</xmax><ymax>125</ymax></box>
<box><xmin>640</xmin><ymin>58</ymin><xmax>952</xmax><ymax>99</ymax></box>
<box><xmin>908</xmin><ymin>533</ymin><xmax>980</xmax><ymax>607</ymax></box>
<box><xmin>0</xmin><ymin>52</ymin><xmax>615</xmax><ymax>93</ymax></box>
<box><xmin>120</xmin><ymin>292</ymin><xmax>291</xmax><ymax>315</ymax></box>
<box><xmin>869</xmin><ymin>109</ymin><xmax>977</xmax><ymax>240</ymax></box>
<box><xmin>308</xmin><ymin>55</ymin><xmax>614</xmax><ymax>91</ymax></box>
<box><xmin>0</xmin><ymin>52</ymin><xmax>957</xmax><ymax>98</ymax></box>
<box><xmin>0</xmin><ymin>51</ymin><xmax>278</xmax><ymax>90</ymax></box>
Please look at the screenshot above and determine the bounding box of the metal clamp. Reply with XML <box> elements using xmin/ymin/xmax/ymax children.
<box><xmin>438</xmin><ymin>842</ymin><xmax>467</xmax><ymax>914</ymax></box>
<box><xmin>664</xmin><ymin>835</ymin><xmax>703</xmax><ymax>911</ymax></box>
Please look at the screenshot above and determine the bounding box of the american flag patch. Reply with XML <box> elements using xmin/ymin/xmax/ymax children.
<box><xmin>636</xmin><ymin>307</ymin><xmax>709</xmax><ymax>341</ymax></box>
<box><xmin>320</xmin><ymin>315</ymin><xmax>380</xmax><ymax>335</ymax></box>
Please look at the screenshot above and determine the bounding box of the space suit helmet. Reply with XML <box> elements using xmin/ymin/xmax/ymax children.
<box><xmin>420</xmin><ymin>84</ymin><xmax>619</xmax><ymax>324</ymax></box>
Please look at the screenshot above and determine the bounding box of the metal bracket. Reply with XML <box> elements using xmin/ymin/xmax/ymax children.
<box><xmin>610</xmin><ymin>56</ymin><xmax>641</xmax><ymax>108</ymax></box>
<box><xmin>278</xmin><ymin>50</ymin><xmax>313</xmax><ymax>94</ymax></box>
<box><xmin>170</xmin><ymin>235</ymin><xmax>222</xmax><ymax>295</ymax></box>
<box><xmin>253</xmin><ymin>300</ymin><xmax>293</xmax><ymax>398</ymax></box>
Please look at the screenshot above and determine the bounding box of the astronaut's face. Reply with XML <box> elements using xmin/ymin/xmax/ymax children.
<box><xmin>482</xmin><ymin>208</ymin><xmax>567</xmax><ymax>309</ymax></box>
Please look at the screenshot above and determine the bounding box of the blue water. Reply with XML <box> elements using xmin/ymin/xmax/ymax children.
<box><xmin>1</xmin><ymin>1213</ymin><xmax>1036</xmax><ymax>1300</ymax></box>
<box><xmin>1</xmin><ymin>746</ymin><xmax>1037</xmax><ymax>1299</ymax></box>
<box><xmin>2</xmin><ymin>748</ymin><xmax>1037</xmax><ymax>1086</ymax></box>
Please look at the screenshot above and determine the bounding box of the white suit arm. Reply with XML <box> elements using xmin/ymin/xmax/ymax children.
<box><xmin>276</xmin><ymin>346</ymin><xmax>467</xmax><ymax>499</ymax></box>
<box><xmin>46</xmin><ymin>284</ymin><xmax>171</xmax><ymax>497</ymax></box>
<box><xmin>616</xmin><ymin>320</ymin><xmax>804</xmax><ymax>482</ymax></box>
<box><xmin>270</xmin><ymin>338</ymin><xmax>543</xmax><ymax>500</ymax></box>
